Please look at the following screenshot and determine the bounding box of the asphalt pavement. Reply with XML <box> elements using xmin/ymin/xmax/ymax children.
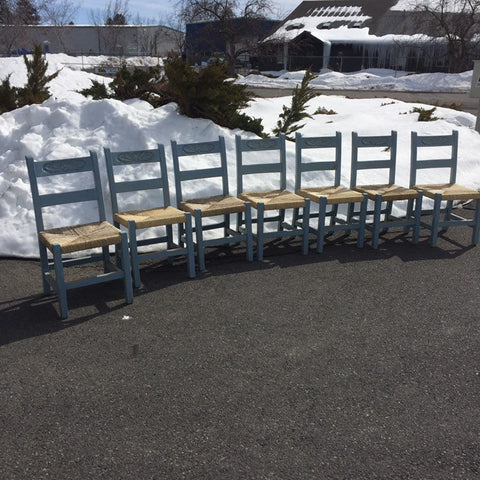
<box><xmin>2</xmin><ymin>210</ymin><xmax>480</xmax><ymax>479</ymax></box>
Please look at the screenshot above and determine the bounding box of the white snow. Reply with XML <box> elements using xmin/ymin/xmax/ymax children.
<box><xmin>1</xmin><ymin>53</ymin><xmax>479</xmax><ymax>258</ymax></box>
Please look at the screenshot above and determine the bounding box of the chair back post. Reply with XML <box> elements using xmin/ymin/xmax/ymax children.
<box><xmin>295</xmin><ymin>131</ymin><xmax>342</xmax><ymax>191</ymax></box>
<box><xmin>350</xmin><ymin>130</ymin><xmax>397</xmax><ymax>187</ymax></box>
<box><xmin>236</xmin><ymin>133</ymin><xmax>287</xmax><ymax>192</ymax></box>
<box><xmin>90</xmin><ymin>151</ymin><xmax>106</xmax><ymax>221</ymax></box>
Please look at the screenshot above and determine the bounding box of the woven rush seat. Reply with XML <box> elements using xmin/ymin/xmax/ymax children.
<box><xmin>114</xmin><ymin>206</ymin><xmax>187</xmax><ymax>229</ymax></box>
<box><xmin>178</xmin><ymin>194</ymin><xmax>247</xmax><ymax>217</ymax></box>
<box><xmin>238</xmin><ymin>189</ymin><xmax>306</xmax><ymax>210</ymax></box>
<box><xmin>413</xmin><ymin>183</ymin><xmax>480</xmax><ymax>201</ymax></box>
<box><xmin>297</xmin><ymin>186</ymin><xmax>364</xmax><ymax>205</ymax></box>
<box><xmin>39</xmin><ymin>220</ymin><xmax>122</xmax><ymax>254</ymax></box>
<box><xmin>354</xmin><ymin>183</ymin><xmax>419</xmax><ymax>201</ymax></box>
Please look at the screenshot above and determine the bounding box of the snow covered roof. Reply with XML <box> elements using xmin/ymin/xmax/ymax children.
<box><xmin>264</xmin><ymin>0</ymin><xmax>440</xmax><ymax>44</ymax></box>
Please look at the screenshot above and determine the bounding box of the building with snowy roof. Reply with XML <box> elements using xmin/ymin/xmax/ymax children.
<box><xmin>257</xmin><ymin>0</ymin><xmax>480</xmax><ymax>73</ymax></box>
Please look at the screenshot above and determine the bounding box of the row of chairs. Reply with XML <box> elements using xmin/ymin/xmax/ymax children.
<box><xmin>26</xmin><ymin>130</ymin><xmax>480</xmax><ymax>318</ymax></box>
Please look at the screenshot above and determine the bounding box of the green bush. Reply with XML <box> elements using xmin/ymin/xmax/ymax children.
<box><xmin>109</xmin><ymin>64</ymin><xmax>163</xmax><ymax>103</ymax></box>
<box><xmin>78</xmin><ymin>79</ymin><xmax>110</xmax><ymax>100</ymax></box>
<box><xmin>0</xmin><ymin>74</ymin><xmax>18</xmax><ymax>114</ymax></box>
<box><xmin>411</xmin><ymin>106</ymin><xmax>438</xmax><ymax>121</ymax></box>
<box><xmin>160</xmin><ymin>55</ymin><xmax>263</xmax><ymax>136</ymax></box>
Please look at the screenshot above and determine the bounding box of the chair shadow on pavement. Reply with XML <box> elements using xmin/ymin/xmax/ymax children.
<box><xmin>0</xmin><ymin>224</ymin><xmax>475</xmax><ymax>347</ymax></box>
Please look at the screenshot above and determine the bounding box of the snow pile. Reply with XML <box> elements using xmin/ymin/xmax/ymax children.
<box><xmin>0</xmin><ymin>54</ymin><xmax>479</xmax><ymax>258</ymax></box>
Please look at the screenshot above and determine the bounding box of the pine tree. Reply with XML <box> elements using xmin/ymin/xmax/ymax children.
<box><xmin>17</xmin><ymin>44</ymin><xmax>59</xmax><ymax>106</ymax></box>
<box><xmin>0</xmin><ymin>74</ymin><xmax>18</xmax><ymax>113</ymax></box>
<box><xmin>272</xmin><ymin>69</ymin><xmax>318</xmax><ymax>139</ymax></box>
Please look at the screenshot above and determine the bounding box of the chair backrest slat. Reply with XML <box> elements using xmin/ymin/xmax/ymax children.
<box><xmin>104</xmin><ymin>144</ymin><xmax>170</xmax><ymax>214</ymax></box>
<box><xmin>39</xmin><ymin>189</ymin><xmax>98</xmax><ymax>207</ymax></box>
<box><xmin>236</xmin><ymin>134</ymin><xmax>287</xmax><ymax>193</ymax></box>
<box><xmin>25</xmin><ymin>151</ymin><xmax>106</xmax><ymax>234</ymax></box>
<box><xmin>295</xmin><ymin>132</ymin><xmax>342</xmax><ymax>190</ymax></box>
<box><xmin>350</xmin><ymin>130</ymin><xmax>397</xmax><ymax>187</ymax></box>
<box><xmin>32</xmin><ymin>156</ymin><xmax>95</xmax><ymax>177</ymax></box>
<box><xmin>410</xmin><ymin>130</ymin><xmax>458</xmax><ymax>186</ymax></box>
<box><xmin>171</xmin><ymin>136</ymin><xmax>229</xmax><ymax>203</ymax></box>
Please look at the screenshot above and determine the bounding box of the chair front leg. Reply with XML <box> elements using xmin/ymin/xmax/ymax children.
<box><xmin>39</xmin><ymin>242</ymin><xmax>52</xmax><ymax>294</ymax></box>
<box><xmin>244</xmin><ymin>202</ymin><xmax>254</xmax><ymax>262</ymax></box>
<box><xmin>431</xmin><ymin>193</ymin><xmax>442</xmax><ymax>247</ymax></box>
<box><xmin>120</xmin><ymin>231</ymin><xmax>133</xmax><ymax>304</ymax></box>
<box><xmin>316</xmin><ymin>197</ymin><xmax>327</xmax><ymax>253</ymax></box>
<box><xmin>412</xmin><ymin>191</ymin><xmax>423</xmax><ymax>244</ymax></box>
<box><xmin>302</xmin><ymin>198</ymin><xmax>311</xmax><ymax>255</ymax></box>
<box><xmin>257</xmin><ymin>202</ymin><xmax>265</xmax><ymax>261</ymax></box>
<box><xmin>194</xmin><ymin>209</ymin><xmax>206</xmax><ymax>271</ymax></box>
<box><xmin>52</xmin><ymin>243</ymin><xmax>68</xmax><ymax>319</ymax></box>
<box><xmin>357</xmin><ymin>193</ymin><xmax>368</xmax><ymax>249</ymax></box>
<box><xmin>128</xmin><ymin>220</ymin><xmax>141</xmax><ymax>289</ymax></box>
<box><xmin>184</xmin><ymin>213</ymin><xmax>196</xmax><ymax>278</ymax></box>
<box><xmin>472</xmin><ymin>198</ymin><xmax>480</xmax><ymax>245</ymax></box>
<box><xmin>372</xmin><ymin>194</ymin><xmax>383</xmax><ymax>249</ymax></box>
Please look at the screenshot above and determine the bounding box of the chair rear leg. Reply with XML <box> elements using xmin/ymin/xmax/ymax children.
<box><xmin>52</xmin><ymin>243</ymin><xmax>68</xmax><ymax>319</ymax></box>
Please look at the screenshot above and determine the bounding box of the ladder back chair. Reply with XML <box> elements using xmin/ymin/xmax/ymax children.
<box><xmin>104</xmin><ymin>145</ymin><xmax>195</xmax><ymax>288</ymax></box>
<box><xmin>25</xmin><ymin>152</ymin><xmax>133</xmax><ymax>319</ymax></box>
<box><xmin>236</xmin><ymin>133</ymin><xmax>311</xmax><ymax>260</ymax></box>
<box><xmin>295</xmin><ymin>132</ymin><xmax>368</xmax><ymax>253</ymax></box>
<box><xmin>171</xmin><ymin>136</ymin><xmax>253</xmax><ymax>271</ymax></box>
<box><xmin>409</xmin><ymin>130</ymin><xmax>480</xmax><ymax>246</ymax></box>
<box><xmin>349</xmin><ymin>130</ymin><xmax>423</xmax><ymax>249</ymax></box>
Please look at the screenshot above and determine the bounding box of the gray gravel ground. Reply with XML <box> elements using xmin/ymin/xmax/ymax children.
<box><xmin>2</xmin><ymin>212</ymin><xmax>480</xmax><ymax>480</ymax></box>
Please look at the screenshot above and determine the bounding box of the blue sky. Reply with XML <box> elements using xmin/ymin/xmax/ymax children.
<box><xmin>75</xmin><ymin>0</ymin><xmax>300</xmax><ymax>26</ymax></box>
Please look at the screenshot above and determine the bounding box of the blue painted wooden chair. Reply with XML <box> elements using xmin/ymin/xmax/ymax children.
<box><xmin>349</xmin><ymin>130</ymin><xmax>423</xmax><ymax>249</ymax></box>
<box><xmin>171</xmin><ymin>136</ymin><xmax>253</xmax><ymax>271</ymax></box>
<box><xmin>294</xmin><ymin>132</ymin><xmax>368</xmax><ymax>253</ymax></box>
<box><xmin>409</xmin><ymin>130</ymin><xmax>480</xmax><ymax>246</ymax></box>
<box><xmin>104</xmin><ymin>145</ymin><xmax>195</xmax><ymax>288</ymax></box>
<box><xmin>235</xmin><ymin>133</ymin><xmax>311</xmax><ymax>260</ymax></box>
<box><xmin>25</xmin><ymin>152</ymin><xmax>133</xmax><ymax>319</ymax></box>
